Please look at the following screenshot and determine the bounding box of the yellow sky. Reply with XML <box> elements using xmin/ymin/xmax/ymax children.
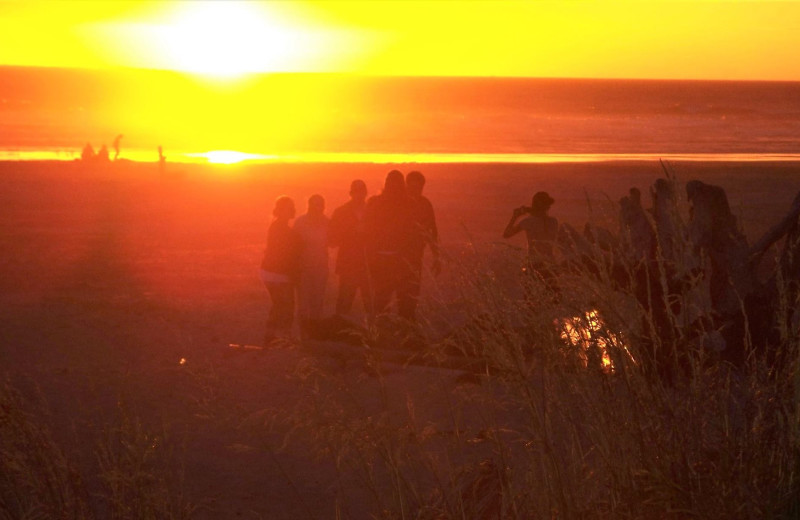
<box><xmin>1</xmin><ymin>0</ymin><xmax>799</xmax><ymax>80</ymax></box>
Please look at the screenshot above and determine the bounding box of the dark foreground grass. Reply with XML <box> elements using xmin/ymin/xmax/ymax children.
<box><xmin>282</xmin><ymin>261</ymin><xmax>799</xmax><ymax>518</ymax></box>
<box><xmin>0</xmin><ymin>380</ymin><xmax>195</xmax><ymax>519</ymax></box>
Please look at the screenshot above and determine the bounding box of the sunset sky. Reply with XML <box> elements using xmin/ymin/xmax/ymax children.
<box><xmin>1</xmin><ymin>0</ymin><xmax>799</xmax><ymax>81</ymax></box>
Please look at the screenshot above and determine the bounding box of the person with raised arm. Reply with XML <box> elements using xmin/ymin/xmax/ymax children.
<box><xmin>504</xmin><ymin>191</ymin><xmax>559</xmax><ymax>286</ymax></box>
<box><xmin>399</xmin><ymin>170</ymin><xmax>440</xmax><ymax>321</ymax></box>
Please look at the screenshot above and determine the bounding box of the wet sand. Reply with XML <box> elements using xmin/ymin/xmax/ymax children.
<box><xmin>1</xmin><ymin>159</ymin><xmax>799</xmax><ymax>517</ymax></box>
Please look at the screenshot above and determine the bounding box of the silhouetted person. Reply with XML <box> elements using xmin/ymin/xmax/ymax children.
<box><xmin>81</xmin><ymin>143</ymin><xmax>95</xmax><ymax>162</ymax></box>
<box><xmin>329</xmin><ymin>179</ymin><xmax>371</xmax><ymax>316</ymax></box>
<box><xmin>260</xmin><ymin>196</ymin><xmax>301</xmax><ymax>345</ymax></box>
<box><xmin>364</xmin><ymin>170</ymin><xmax>412</xmax><ymax>316</ymax></box>
<box><xmin>504</xmin><ymin>191</ymin><xmax>559</xmax><ymax>285</ymax></box>
<box><xmin>158</xmin><ymin>146</ymin><xmax>166</xmax><ymax>174</ymax></box>
<box><xmin>113</xmin><ymin>134</ymin><xmax>123</xmax><ymax>161</ymax></box>
<box><xmin>97</xmin><ymin>145</ymin><xmax>110</xmax><ymax>162</ymax></box>
<box><xmin>294</xmin><ymin>194</ymin><xmax>329</xmax><ymax>335</ymax></box>
<box><xmin>399</xmin><ymin>170</ymin><xmax>440</xmax><ymax>321</ymax></box>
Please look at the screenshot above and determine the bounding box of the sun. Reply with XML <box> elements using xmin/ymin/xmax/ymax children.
<box><xmin>198</xmin><ymin>151</ymin><xmax>271</xmax><ymax>164</ymax></box>
<box><xmin>158</xmin><ymin>2</ymin><xmax>305</xmax><ymax>79</ymax></box>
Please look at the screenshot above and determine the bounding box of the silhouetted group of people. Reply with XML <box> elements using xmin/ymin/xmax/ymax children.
<box><xmin>81</xmin><ymin>142</ymin><xmax>110</xmax><ymax>163</ymax></box>
<box><xmin>81</xmin><ymin>134</ymin><xmax>123</xmax><ymax>164</ymax></box>
<box><xmin>259</xmin><ymin>169</ymin><xmax>440</xmax><ymax>345</ymax></box>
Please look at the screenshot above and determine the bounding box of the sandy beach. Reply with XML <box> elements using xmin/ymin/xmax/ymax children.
<box><xmin>2</xmin><ymin>159</ymin><xmax>800</xmax><ymax>518</ymax></box>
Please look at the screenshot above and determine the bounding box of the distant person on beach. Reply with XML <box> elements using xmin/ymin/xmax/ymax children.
<box><xmin>364</xmin><ymin>170</ymin><xmax>412</xmax><ymax>316</ymax></box>
<box><xmin>158</xmin><ymin>146</ymin><xmax>166</xmax><ymax>174</ymax></box>
<box><xmin>294</xmin><ymin>194</ymin><xmax>330</xmax><ymax>335</ymax></box>
<box><xmin>260</xmin><ymin>196</ymin><xmax>302</xmax><ymax>345</ymax></box>
<box><xmin>503</xmin><ymin>191</ymin><xmax>559</xmax><ymax>283</ymax></box>
<box><xmin>97</xmin><ymin>145</ymin><xmax>110</xmax><ymax>163</ymax></box>
<box><xmin>81</xmin><ymin>143</ymin><xmax>95</xmax><ymax>162</ymax></box>
<box><xmin>399</xmin><ymin>170</ymin><xmax>440</xmax><ymax>321</ymax></box>
<box><xmin>329</xmin><ymin>179</ymin><xmax>371</xmax><ymax>316</ymax></box>
<box><xmin>112</xmin><ymin>134</ymin><xmax>123</xmax><ymax>161</ymax></box>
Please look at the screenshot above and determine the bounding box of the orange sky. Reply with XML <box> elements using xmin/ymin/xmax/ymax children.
<box><xmin>1</xmin><ymin>0</ymin><xmax>800</xmax><ymax>81</ymax></box>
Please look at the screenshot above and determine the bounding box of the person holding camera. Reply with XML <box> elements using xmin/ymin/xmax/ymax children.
<box><xmin>504</xmin><ymin>191</ymin><xmax>559</xmax><ymax>287</ymax></box>
<box><xmin>504</xmin><ymin>191</ymin><xmax>558</xmax><ymax>255</ymax></box>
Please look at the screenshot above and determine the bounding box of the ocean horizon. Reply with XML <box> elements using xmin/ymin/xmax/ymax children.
<box><xmin>3</xmin><ymin>148</ymin><xmax>800</xmax><ymax>165</ymax></box>
<box><xmin>2</xmin><ymin>67</ymin><xmax>800</xmax><ymax>164</ymax></box>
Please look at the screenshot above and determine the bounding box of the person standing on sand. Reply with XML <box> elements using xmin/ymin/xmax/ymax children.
<box><xmin>503</xmin><ymin>191</ymin><xmax>559</xmax><ymax>284</ymax></box>
<box><xmin>81</xmin><ymin>143</ymin><xmax>95</xmax><ymax>162</ymax></box>
<box><xmin>329</xmin><ymin>180</ymin><xmax>371</xmax><ymax>316</ymax></box>
<box><xmin>97</xmin><ymin>145</ymin><xmax>110</xmax><ymax>163</ymax></box>
<box><xmin>112</xmin><ymin>134</ymin><xmax>123</xmax><ymax>161</ymax></box>
<box><xmin>158</xmin><ymin>146</ymin><xmax>166</xmax><ymax>175</ymax></box>
<box><xmin>399</xmin><ymin>171</ymin><xmax>440</xmax><ymax>321</ymax></box>
<box><xmin>364</xmin><ymin>170</ymin><xmax>413</xmax><ymax>316</ymax></box>
<box><xmin>294</xmin><ymin>194</ymin><xmax>330</xmax><ymax>336</ymax></box>
<box><xmin>260</xmin><ymin>196</ymin><xmax>301</xmax><ymax>345</ymax></box>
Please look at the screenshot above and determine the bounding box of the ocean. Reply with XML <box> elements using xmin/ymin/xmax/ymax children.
<box><xmin>1</xmin><ymin>67</ymin><xmax>799</xmax><ymax>163</ymax></box>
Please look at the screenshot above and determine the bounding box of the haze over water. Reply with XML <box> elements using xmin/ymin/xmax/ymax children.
<box><xmin>2</xmin><ymin>67</ymin><xmax>799</xmax><ymax>163</ymax></box>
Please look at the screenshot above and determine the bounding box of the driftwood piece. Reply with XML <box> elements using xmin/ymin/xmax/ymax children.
<box><xmin>781</xmin><ymin>205</ymin><xmax>800</xmax><ymax>281</ymax></box>
<box><xmin>304</xmin><ymin>340</ymin><xmax>492</xmax><ymax>374</ymax></box>
<box><xmin>619</xmin><ymin>187</ymin><xmax>654</xmax><ymax>262</ymax></box>
<box><xmin>651</xmin><ymin>178</ymin><xmax>683</xmax><ymax>262</ymax></box>
<box><xmin>749</xmin><ymin>190</ymin><xmax>800</xmax><ymax>263</ymax></box>
<box><xmin>686</xmin><ymin>180</ymin><xmax>754</xmax><ymax>317</ymax></box>
<box><xmin>609</xmin><ymin>178</ymin><xmax>754</xmax><ymax>367</ymax></box>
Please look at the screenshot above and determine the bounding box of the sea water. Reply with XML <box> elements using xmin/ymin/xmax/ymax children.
<box><xmin>1</xmin><ymin>68</ymin><xmax>799</xmax><ymax>163</ymax></box>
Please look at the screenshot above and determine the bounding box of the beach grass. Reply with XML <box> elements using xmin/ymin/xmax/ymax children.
<box><xmin>258</xmin><ymin>234</ymin><xmax>800</xmax><ymax>519</ymax></box>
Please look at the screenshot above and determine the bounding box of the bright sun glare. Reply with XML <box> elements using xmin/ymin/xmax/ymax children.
<box><xmin>193</xmin><ymin>151</ymin><xmax>270</xmax><ymax>164</ymax></box>
<box><xmin>160</xmin><ymin>2</ymin><xmax>302</xmax><ymax>79</ymax></box>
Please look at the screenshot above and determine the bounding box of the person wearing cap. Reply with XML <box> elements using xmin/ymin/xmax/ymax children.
<box><xmin>329</xmin><ymin>179</ymin><xmax>371</xmax><ymax>316</ymax></box>
<box><xmin>504</xmin><ymin>191</ymin><xmax>559</xmax><ymax>280</ymax></box>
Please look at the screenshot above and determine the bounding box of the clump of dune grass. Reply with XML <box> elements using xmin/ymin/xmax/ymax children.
<box><xmin>0</xmin><ymin>379</ymin><xmax>91</xmax><ymax>519</ymax></box>
<box><xmin>95</xmin><ymin>398</ymin><xmax>196</xmax><ymax>520</ymax></box>
<box><xmin>259</xmin><ymin>181</ymin><xmax>800</xmax><ymax>519</ymax></box>
<box><xmin>0</xmin><ymin>379</ymin><xmax>195</xmax><ymax>520</ymax></box>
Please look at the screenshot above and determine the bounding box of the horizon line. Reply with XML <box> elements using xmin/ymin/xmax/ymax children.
<box><xmin>2</xmin><ymin>64</ymin><xmax>800</xmax><ymax>85</ymax></box>
<box><xmin>4</xmin><ymin>149</ymin><xmax>800</xmax><ymax>166</ymax></box>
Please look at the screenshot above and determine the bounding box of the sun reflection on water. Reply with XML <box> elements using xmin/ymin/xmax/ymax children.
<box><xmin>189</xmin><ymin>150</ymin><xmax>275</xmax><ymax>164</ymax></box>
